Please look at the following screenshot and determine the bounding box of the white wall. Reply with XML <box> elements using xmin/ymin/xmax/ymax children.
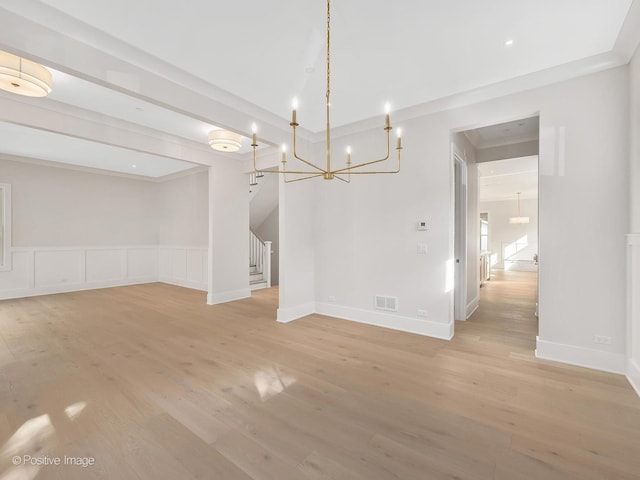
<box><xmin>0</xmin><ymin>158</ymin><xmax>218</xmax><ymax>298</ymax></box>
<box><xmin>293</xmin><ymin>66</ymin><xmax>629</xmax><ymax>369</ymax></box>
<box><xmin>157</xmin><ymin>170</ymin><xmax>209</xmax><ymax>291</ymax></box>
<box><xmin>628</xmin><ymin>43</ymin><xmax>640</xmax><ymax>394</ymax></box>
<box><xmin>535</xmin><ymin>68</ymin><xmax>628</xmax><ymax>373</ymax></box>
<box><xmin>278</xmin><ymin>168</ymin><xmax>316</xmax><ymax>323</ymax></box>
<box><xmin>0</xmin><ymin>157</ymin><xmax>158</xmax><ymax>246</ymax></box>
<box><xmin>0</xmin><ymin>157</ymin><xmax>160</xmax><ymax>298</ymax></box>
<box><xmin>312</xmin><ymin>123</ymin><xmax>454</xmax><ymax>339</ymax></box>
<box><xmin>207</xmin><ymin>160</ymin><xmax>250</xmax><ymax>305</ymax></box>
<box><xmin>479</xmin><ymin>198</ymin><xmax>538</xmax><ymax>270</ymax></box>
<box><xmin>158</xmin><ymin>170</ymin><xmax>208</xmax><ymax>246</ymax></box>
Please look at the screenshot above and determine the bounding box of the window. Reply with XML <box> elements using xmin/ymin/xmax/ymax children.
<box><xmin>480</xmin><ymin>213</ymin><xmax>489</xmax><ymax>253</ymax></box>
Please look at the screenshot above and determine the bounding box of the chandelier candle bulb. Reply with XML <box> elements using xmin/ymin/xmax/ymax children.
<box><xmin>346</xmin><ymin>146</ymin><xmax>352</xmax><ymax>164</ymax></box>
<box><xmin>282</xmin><ymin>144</ymin><xmax>287</xmax><ymax>163</ymax></box>
<box><xmin>292</xmin><ymin>98</ymin><xmax>298</xmax><ymax>124</ymax></box>
<box><xmin>251</xmin><ymin>123</ymin><xmax>257</xmax><ymax>146</ymax></box>
<box><xmin>397</xmin><ymin>128</ymin><xmax>402</xmax><ymax>149</ymax></box>
<box><xmin>384</xmin><ymin>102</ymin><xmax>391</xmax><ymax>128</ymax></box>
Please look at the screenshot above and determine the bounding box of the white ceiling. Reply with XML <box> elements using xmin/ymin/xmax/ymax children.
<box><xmin>0</xmin><ymin>0</ymin><xmax>638</xmax><ymax>178</ymax></box>
<box><xmin>478</xmin><ymin>156</ymin><xmax>538</xmax><ymax>202</ymax></box>
<box><xmin>465</xmin><ymin>116</ymin><xmax>539</xmax><ymax>149</ymax></box>
<box><xmin>0</xmin><ymin>121</ymin><xmax>197</xmax><ymax>178</ymax></box>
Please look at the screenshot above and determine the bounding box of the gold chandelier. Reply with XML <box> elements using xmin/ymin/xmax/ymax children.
<box><xmin>252</xmin><ymin>0</ymin><xmax>402</xmax><ymax>183</ymax></box>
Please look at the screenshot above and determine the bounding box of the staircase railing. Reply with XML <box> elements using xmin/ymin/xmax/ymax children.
<box><xmin>249</xmin><ymin>229</ymin><xmax>272</xmax><ymax>287</ymax></box>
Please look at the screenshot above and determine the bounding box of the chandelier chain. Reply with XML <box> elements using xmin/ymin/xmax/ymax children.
<box><xmin>326</xmin><ymin>0</ymin><xmax>331</xmax><ymax>103</ymax></box>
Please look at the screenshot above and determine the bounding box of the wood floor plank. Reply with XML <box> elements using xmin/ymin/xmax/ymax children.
<box><xmin>0</xmin><ymin>272</ymin><xmax>639</xmax><ymax>479</ymax></box>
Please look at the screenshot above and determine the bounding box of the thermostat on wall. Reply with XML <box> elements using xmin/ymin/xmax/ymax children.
<box><xmin>417</xmin><ymin>221</ymin><xmax>428</xmax><ymax>231</ymax></box>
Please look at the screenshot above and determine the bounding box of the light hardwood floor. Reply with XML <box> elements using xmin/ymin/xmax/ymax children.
<box><xmin>0</xmin><ymin>272</ymin><xmax>639</xmax><ymax>479</ymax></box>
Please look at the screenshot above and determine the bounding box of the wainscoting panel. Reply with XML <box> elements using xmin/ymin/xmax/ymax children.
<box><xmin>0</xmin><ymin>251</ymin><xmax>31</xmax><ymax>292</ymax></box>
<box><xmin>34</xmin><ymin>249</ymin><xmax>84</xmax><ymax>288</ymax></box>
<box><xmin>0</xmin><ymin>246</ymin><xmax>159</xmax><ymax>300</ymax></box>
<box><xmin>158</xmin><ymin>246</ymin><xmax>208</xmax><ymax>291</ymax></box>
<box><xmin>127</xmin><ymin>247</ymin><xmax>159</xmax><ymax>281</ymax></box>
<box><xmin>86</xmin><ymin>249</ymin><xmax>125</xmax><ymax>284</ymax></box>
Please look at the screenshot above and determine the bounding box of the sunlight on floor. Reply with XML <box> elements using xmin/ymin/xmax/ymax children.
<box><xmin>254</xmin><ymin>367</ymin><xmax>296</xmax><ymax>401</ymax></box>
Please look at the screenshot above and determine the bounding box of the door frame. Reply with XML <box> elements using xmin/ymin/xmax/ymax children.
<box><xmin>452</xmin><ymin>149</ymin><xmax>468</xmax><ymax>322</ymax></box>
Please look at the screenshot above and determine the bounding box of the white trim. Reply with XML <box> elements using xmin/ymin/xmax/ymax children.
<box><xmin>277</xmin><ymin>302</ymin><xmax>315</xmax><ymax>323</ymax></box>
<box><xmin>0</xmin><ymin>183</ymin><xmax>11</xmax><ymax>272</ymax></box>
<box><xmin>626</xmin><ymin>233</ymin><xmax>640</xmax><ymax>245</ymax></box>
<box><xmin>315</xmin><ymin>303</ymin><xmax>454</xmax><ymax>340</ymax></box>
<box><xmin>535</xmin><ymin>337</ymin><xmax>626</xmax><ymax>375</ymax></box>
<box><xmin>160</xmin><ymin>276</ymin><xmax>207</xmax><ymax>292</ymax></box>
<box><xmin>0</xmin><ymin>245</ymin><xmax>211</xmax><ymax>300</ymax></box>
<box><xmin>452</xmin><ymin>151</ymin><xmax>467</xmax><ymax>322</ymax></box>
<box><xmin>0</xmin><ymin>277</ymin><xmax>156</xmax><ymax>301</ymax></box>
<box><xmin>466</xmin><ymin>295</ymin><xmax>480</xmax><ymax>319</ymax></box>
<box><xmin>206</xmin><ymin>288</ymin><xmax>250</xmax><ymax>305</ymax></box>
<box><xmin>627</xmin><ymin>359</ymin><xmax>640</xmax><ymax>397</ymax></box>
<box><xmin>0</xmin><ymin>153</ymin><xmax>208</xmax><ymax>183</ymax></box>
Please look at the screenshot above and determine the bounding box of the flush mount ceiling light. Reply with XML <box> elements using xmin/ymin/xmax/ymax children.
<box><xmin>509</xmin><ymin>192</ymin><xmax>530</xmax><ymax>224</ymax></box>
<box><xmin>208</xmin><ymin>129</ymin><xmax>243</xmax><ymax>152</ymax></box>
<box><xmin>251</xmin><ymin>0</ymin><xmax>403</xmax><ymax>183</ymax></box>
<box><xmin>0</xmin><ymin>50</ymin><xmax>52</xmax><ymax>97</ymax></box>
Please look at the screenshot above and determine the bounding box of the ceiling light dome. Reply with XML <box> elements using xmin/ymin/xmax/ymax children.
<box><xmin>208</xmin><ymin>130</ymin><xmax>243</xmax><ymax>152</ymax></box>
<box><xmin>0</xmin><ymin>50</ymin><xmax>52</xmax><ymax>97</ymax></box>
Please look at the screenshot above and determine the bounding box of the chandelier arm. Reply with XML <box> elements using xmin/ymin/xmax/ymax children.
<box><xmin>283</xmin><ymin>173</ymin><xmax>325</xmax><ymax>183</ymax></box>
<box><xmin>261</xmin><ymin>169</ymin><xmax>329</xmax><ymax>175</ymax></box>
<box><xmin>340</xmin><ymin>149</ymin><xmax>401</xmax><ymax>175</ymax></box>
<box><xmin>291</xmin><ymin>127</ymin><xmax>326</xmax><ymax>172</ymax></box>
<box><xmin>334</xmin><ymin>174</ymin><xmax>351</xmax><ymax>183</ymax></box>
<box><xmin>331</xmin><ymin>130</ymin><xmax>391</xmax><ymax>174</ymax></box>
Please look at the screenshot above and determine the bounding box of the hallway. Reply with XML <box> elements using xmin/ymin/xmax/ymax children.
<box><xmin>460</xmin><ymin>269</ymin><xmax>538</xmax><ymax>351</ymax></box>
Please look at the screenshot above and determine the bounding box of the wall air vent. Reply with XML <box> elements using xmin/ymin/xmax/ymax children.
<box><xmin>374</xmin><ymin>295</ymin><xmax>398</xmax><ymax>312</ymax></box>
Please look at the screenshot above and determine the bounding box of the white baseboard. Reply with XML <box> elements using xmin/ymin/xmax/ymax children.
<box><xmin>0</xmin><ymin>277</ymin><xmax>157</xmax><ymax>300</ymax></box>
<box><xmin>466</xmin><ymin>295</ymin><xmax>480</xmax><ymax>319</ymax></box>
<box><xmin>159</xmin><ymin>276</ymin><xmax>207</xmax><ymax>292</ymax></box>
<box><xmin>207</xmin><ymin>288</ymin><xmax>251</xmax><ymax>305</ymax></box>
<box><xmin>277</xmin><ymin>302</ymin><xmax>315</xmax><ymax>323</ymax></box>
<box><xmin>628</xmin><ymin>359</ymin><xmax>640</xmax><ymax>397</ymax></box>
<box><xmin>315</xmin><ymin>303</ymin><xmax>453</xmax><ymax>340</ymax></box>
<box><xmin>535</xmin><ymin>337</ymin><xmax>626</xmax><ymax>374</ymax></box>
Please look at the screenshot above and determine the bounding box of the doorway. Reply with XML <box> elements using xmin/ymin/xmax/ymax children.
<box><xmin>454</xmin><ymin>115</ymin><xmax>540</xmax><ymax>346</ymax></box>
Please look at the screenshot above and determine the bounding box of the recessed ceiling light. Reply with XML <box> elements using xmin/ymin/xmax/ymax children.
<box><xmin>505</xmin><ymin>39</ymin><xmax>514</xmax><ymax>47</ymax></box>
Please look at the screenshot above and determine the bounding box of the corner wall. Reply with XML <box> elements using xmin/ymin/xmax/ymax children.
<box><xmin>0</xmin><ymin>157</ymin><xmax>160</xmax><ymax>298</ymax></box>
<box><xmin>305</xmin><ymin>66</ymin><xmax>628</xmax><ymax>369</ymax></box>
<box><xmin>158</xmin><ymin>170</ymin><xmax>209</xmax><ymax>291</ymax></box>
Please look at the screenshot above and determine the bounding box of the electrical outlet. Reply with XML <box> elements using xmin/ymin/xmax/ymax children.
<box><xmin>594</xmin><ymin>335</ymin><xmax>612</xmax><ymax>345</ymax></box>
<box><xmin>417</xmin><ymin>309</ymin><xmax>428</xmax><ymax>317</ymax></box>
